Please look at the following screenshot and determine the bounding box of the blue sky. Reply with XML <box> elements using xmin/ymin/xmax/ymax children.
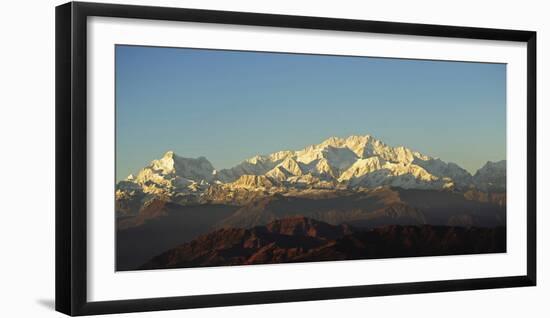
<box><xmin>116</xmin><ymin>45</ymin><xmax>506</xmax><ymax>181</ymax></box>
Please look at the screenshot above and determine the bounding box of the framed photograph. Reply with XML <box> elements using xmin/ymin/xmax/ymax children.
<box><xmin>55</xmin><ymin>1</ymin><xmax>536</xmax><ymax>316</ymax></box>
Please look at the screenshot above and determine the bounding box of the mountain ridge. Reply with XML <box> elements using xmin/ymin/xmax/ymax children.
<box><xmin>139</xmin><ymin>216</ymin><xmax>506</xmax><ymax>270</ymax></box>
<box><xmin>116</xmin><ymin>134</ymin><xmax>506</xmax><ymax>215</ymax></box>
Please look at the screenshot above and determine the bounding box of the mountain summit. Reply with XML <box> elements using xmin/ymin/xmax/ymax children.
<box><xmin>215</xmin><ymin>134</ymin><xmax>477</xmax><ymax>190</ymax></box>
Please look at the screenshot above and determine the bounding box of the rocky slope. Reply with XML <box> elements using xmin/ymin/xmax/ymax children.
<box><xmin>116</xmin><ymin>186</ymin><xmax>506</xmax><ymax>270</ymax></box>
<box><xmin>140</xmin><ymin>217</ymin><xmax>506</xmax><ymax>270</ymax></box>
<box><xmin>473</xmin><ymin>160</ymin><xmax>507</xmax><ymax>192</ymax></box>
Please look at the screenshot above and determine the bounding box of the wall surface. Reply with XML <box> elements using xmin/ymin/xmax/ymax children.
<box><xmin>0</xmin><ymin>0</ymin><xmax>547</xmax><ymax>316</ymax></box>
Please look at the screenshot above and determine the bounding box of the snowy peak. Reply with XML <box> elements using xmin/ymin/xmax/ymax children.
<box><xmin>277</xmin><ymin>157</ymin><xmax>304</xmax><ymax>176</ymax></box>
<box><xmin>267</xmin><ymin>150</ymin><xmax>294</xmax><ymax>162</ymax></box>
<box><xmin>149</xmin><ymin>151</ymin><xmax>215</xmax><ymax>181</ymax></box>
<box><xmin>412</xmin><ymin>157</ymin><xmax>472</xmax><ymax>189</ymax></box>
<box><xmin>120</xmin><ymin>151</ymin><xmax>215</xmax><ymax>201</ymax></box>
<box><xmin>265</xmin><ymin>166</ymin><xmax>290</xmax><ymax>182</ymax></box>
<box><xmin>217</xmin><ymin>156</ymin><xmax>278</xmax><ymax>183</ymax></box>
<box><xmin>314</xmin><ymin>158</ymin><xmax>337</xmax><ymax>178</ymax></box>
<box><xmin>346</xmin><ymin>162</ymin><xmax>453</xmax><ymax>190</ymax></box>
<box><xmin>310</xmin><ymin>135</ymin><xmax>374</xmax><ymax>158</ymax></box>
<box><xmin>338</xmin><ymin>157</ymin><xmax>384</xmax><ymax>182</ymax></box>
<box><xmin>320</xmin><ymin>146</ymin><xmax>358</xmax><ymax>173</ymax></box>
<box><xmin>319</xmin><ymin>134</ymin><xmax>418</xmax><ymax>164</ymax></box>
<box><xmin>343</xmin><ymin>135</ymin><xmax>376</xmax><ymax>157</ymax></box>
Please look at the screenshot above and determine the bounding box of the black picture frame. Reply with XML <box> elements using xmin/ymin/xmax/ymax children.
<box><xmin>55</xmin><ymin>1</ymin><xmax>537</xmax><ymax>316</ymax></box>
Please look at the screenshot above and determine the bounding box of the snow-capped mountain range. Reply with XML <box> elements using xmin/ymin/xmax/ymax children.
<box><xmin>116</xmin><ymin>135</ymin><xmax>506</xmax><ymax>205</ymax></box>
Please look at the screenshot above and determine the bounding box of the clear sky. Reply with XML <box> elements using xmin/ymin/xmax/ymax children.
<box><xmin>116</xmin><ymin>45</ymin><xmax>506</xmax><ymax>181</ymax></box>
